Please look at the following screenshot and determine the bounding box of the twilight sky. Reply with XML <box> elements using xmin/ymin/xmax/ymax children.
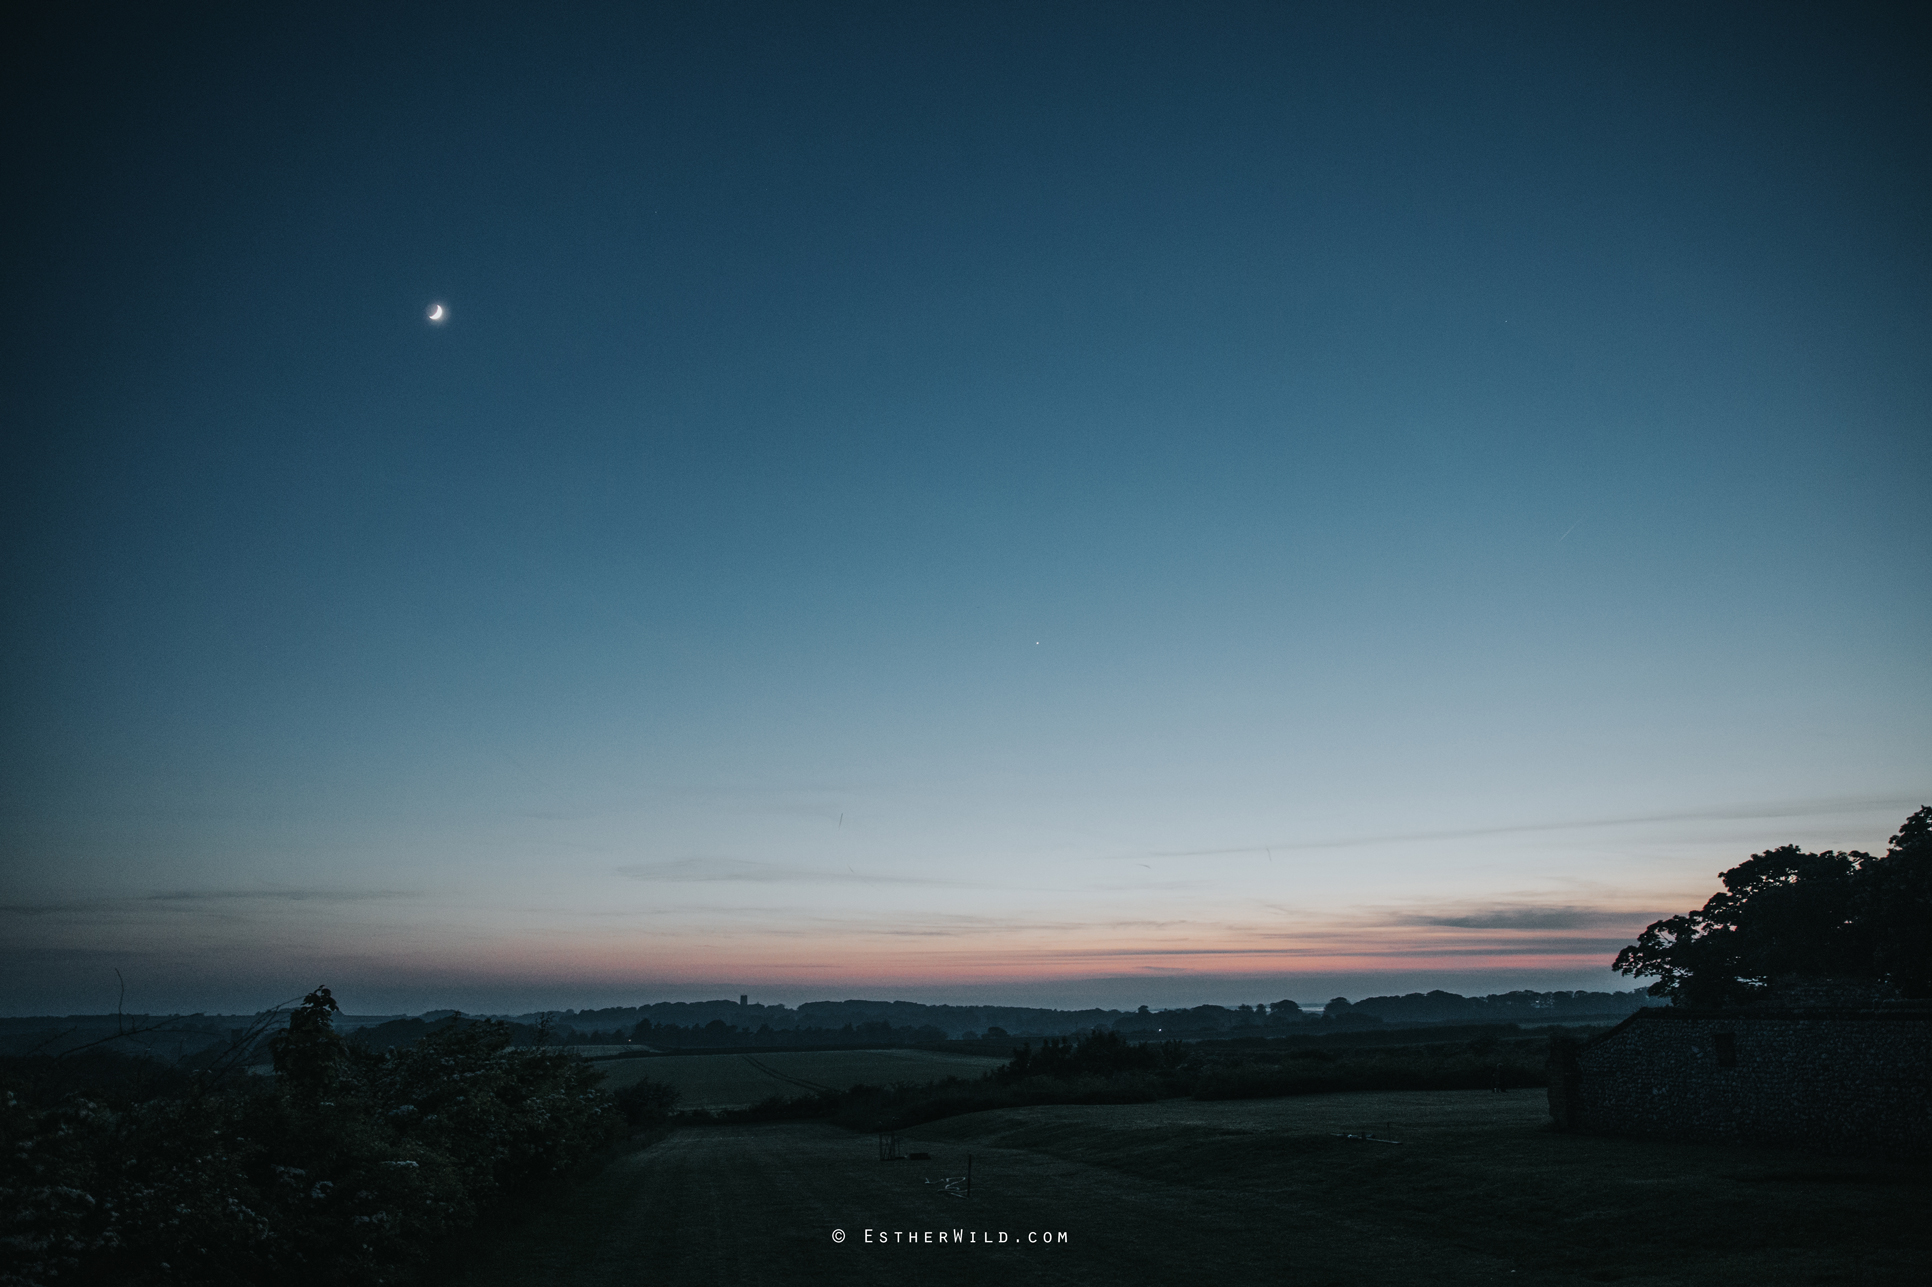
<box><xmin>3</xmin><ymin>2</ymin><xmax>1927</xmax><ymax>1016</ymax></box>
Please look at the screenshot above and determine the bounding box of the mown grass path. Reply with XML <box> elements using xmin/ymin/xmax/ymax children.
<box><xmin>449</xmin><ymin>1091</ymin><xmax>1929</xmax><ymax>1287</ymax></box>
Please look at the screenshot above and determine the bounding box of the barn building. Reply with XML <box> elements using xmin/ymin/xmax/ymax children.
<box><xmin>1546</xmin><ymin>984</ymin><xmax>1931</xmax><ymax>1156</ymax></box>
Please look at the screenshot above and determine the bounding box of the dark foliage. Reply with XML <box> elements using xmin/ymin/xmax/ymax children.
<box><xmin>1614</xmin><ymin>806</ymin><xmax>1932</xmax><ymax>1004</ymax></box>
<box><xmin>0</xmin><ymin>1048</ymin><xmax>195</xmax><ymax>1111</ymax></box>
<box><xmin>1858</xmin><ymin>807</ymin><xmax>1932</xmax><ymax>997</ymax></box>
<box><xmin>610</xmin><ymin>1078</ymin><xmax>680</xmax><ymax>1127</ymax></box>
<box><xmin>999</xmin><ymin>1028</ymin><xmax>1175</xmax><ymax>1080</ymax></box>
<box><xmin>0</xmin><ymin>987</ymin><xmax>667</xmax><ymax>1286</ymax></box>
<box><xmin>270</xmin><ymin>987</ymin><xmax>348</xmax><ymax>1090</ymax></box>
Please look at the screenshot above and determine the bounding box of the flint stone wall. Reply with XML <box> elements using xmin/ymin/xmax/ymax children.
<box><xmin>1548</xmin><ymin>1006</ymin><xmax>1931</xmax><ymax>1155</ymax></box>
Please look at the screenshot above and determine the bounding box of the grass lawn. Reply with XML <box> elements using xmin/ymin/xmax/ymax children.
<box><xmin>445</xmin><ymin>1089</ymin><xmax>1928</xmax><ymax>1287</ymax></box>
<box><xmin>593</xmin><ymin>1047</ymin><xmax>1007</xmax><ymax>1109</ymax></box>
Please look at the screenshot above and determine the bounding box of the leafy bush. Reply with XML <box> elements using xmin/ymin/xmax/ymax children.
<box><xmin>0</xmin><ymin>988</ymin><xmax>634</xmax><ymax>1286</ymax></box>
<box><xmin>610</xmin><ymin>1077</ymin><xmax>681</xmax><ymax>1127</ymax></box>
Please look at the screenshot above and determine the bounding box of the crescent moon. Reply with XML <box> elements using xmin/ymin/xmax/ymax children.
<box><xmin>427</xmin><ymin>303</ymin><xmax>446</xmax><ymax>322</ymax></box>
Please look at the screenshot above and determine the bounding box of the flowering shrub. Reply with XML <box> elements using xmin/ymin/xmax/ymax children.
<box><xmin>0</xmin><ymin>990</ymin><xmax>629</xmax><ymax>1286</ymax></box>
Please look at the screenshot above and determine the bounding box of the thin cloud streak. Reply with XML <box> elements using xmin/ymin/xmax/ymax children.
<box><xmin>959</xmin><ymin>940</ymin><xmax>1635</xmax><ymax>960</ymax></box>
<box><xmin>1137</xmin><ymin>794</ymin><xmax>1917</xmax><ymax>860</ymax></box>
<box><xmin>616</xmin><ymin>858</ymin><xmax>974</xmax><ymax>887</ymax></box>
<box><xmin>145</xmin><ymin>890</ymin><xmax>422</xmax><ymax>904</ymax></box>
<box><xmin>1391</xmin><ymin>906</ymin><xmax>1666</xmax><ymax>931</ymax></box>
<box><xmin>2</xmin><ymin>890</ymin><xmax>422</xmax><ymax>915</ymax></box>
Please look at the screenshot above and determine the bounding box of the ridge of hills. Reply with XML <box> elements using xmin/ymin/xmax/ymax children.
<box><xmin>0</xmin><ymin>988</ymin><xmax>1659</xmax><ymax>1061</ymax></box>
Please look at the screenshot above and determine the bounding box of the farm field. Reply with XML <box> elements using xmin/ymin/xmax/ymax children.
<box><xmin>446</xmin><ymin>1089</ymin><xmax>1929</xmax><ymax>1287</ymax></box>
<box><xmin>594</xmin><ymin>1047</ymin><xmax>1007</xmax><ymax>1109</ymax></box>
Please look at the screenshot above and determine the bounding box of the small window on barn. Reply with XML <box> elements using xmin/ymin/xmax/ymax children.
<box><xmin>1714</xmin><ymin>1032</ymin><xmax>1736</xmax><ymax>1067</ymax></box>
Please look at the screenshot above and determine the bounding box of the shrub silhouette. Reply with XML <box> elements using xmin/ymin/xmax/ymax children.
<box><xmin>0</xmin><ymin>987</ymin><xmax>631</xmax><ymax>1286</ymax></box>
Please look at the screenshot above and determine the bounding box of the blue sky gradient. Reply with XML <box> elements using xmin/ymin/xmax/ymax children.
<box><xmin>4</xmin><ymin>2</ymin><xmax>1926</xmax><ymax>1014</ymax></box>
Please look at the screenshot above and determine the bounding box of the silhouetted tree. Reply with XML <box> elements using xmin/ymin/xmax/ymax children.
<box><xmin>1859</xmin><ymin>806</ymin><xmax>1932</xmax><ymax>996</ymax></box>
<box><xmin>1615</xmin><ymin>806</ymin><xmax>1932</xmax><ymax>1003</ymax></box>
<box><xmin>269</xmin><ymin>985</ymin><xmax>346</xmax><ymax>1092</ymax></box>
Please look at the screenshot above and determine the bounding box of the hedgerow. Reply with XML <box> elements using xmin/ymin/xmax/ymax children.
<box><xmin>695</xmin><ymin>1026</ymin><xmax>1555</xmax><ymax>1132</ymax></box>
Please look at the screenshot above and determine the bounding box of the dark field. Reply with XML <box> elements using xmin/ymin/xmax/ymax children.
<box><xmin>595</xmin><ymin>1047</ymin><xmax>1008</xmax><ymax>1110</ymax></box>
<box><xmin>446</xmin><ymin>1090</ymin><xmax>1928</xmax><ymax>1287</ymax></box>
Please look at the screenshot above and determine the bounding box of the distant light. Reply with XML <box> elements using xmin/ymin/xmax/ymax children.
<box><xmin>427</xmin><ymin>302</ymin><xmax>448</xmax><ymax>324</ymax></box>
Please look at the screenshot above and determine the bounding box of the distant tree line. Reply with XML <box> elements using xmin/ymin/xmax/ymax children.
<box><xmin>5</xmin><ymin>987</ymin><xmax>1661</xmax><ymax>1069</ymax></box>
<box><xmin>1323</xmin><ymin>990</ymin><xmax>1658</xmax><ymax>1026</ymax></box>
<box><xmin>602</xmin><ymin>1018</ymin><xmax>951</xmax><ymax>1051</ymax></box>
<box><xmin>498</xmin><ymin>990</ymin><xmax>1657</xmax><ymax>1051</ymax></box>
<box><xmin>487</xmin><ymin>999</ymin><xmax>1127</xmax><ymax>1043</ymax></box>
<box><xmin>1108</xmin><ymin>990</ymin><xmax>1654</xmax><ymax>1038</ymax></box>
